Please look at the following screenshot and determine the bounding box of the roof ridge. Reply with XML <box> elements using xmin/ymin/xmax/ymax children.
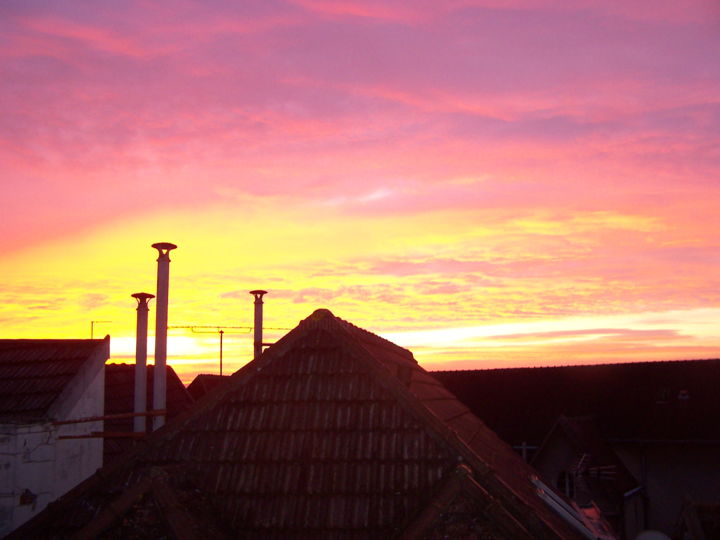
<box><xmin>290</xmin><ymin>315</ymin><xmax>580</xmax><ymax>538</ymax></box>
<box><xmin>10</xmin><ymin>314</ymin><xmax>581</xmax><ymax>539</ymax></box>
<box><xmin>300</xmin><ymin>308</ymin><xmax>414</xmax><ymax>361</ymax></box>
<box><xmin>0</xmin><ymin>339</ymin><xmax>106</xmax><ymax>345</ymax></box>
<box><xmin>106</xmin><ymin>363</ymin><xmax>176</xmax><ymax>369</ymax></box>
<box><xmin>431</xmin><ymin>358</ymin><xmax>720</xmax><ymax>374</ymax></box>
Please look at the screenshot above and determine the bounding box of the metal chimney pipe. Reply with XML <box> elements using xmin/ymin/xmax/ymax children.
<box><xmin>250</xmin><ymin>290</ymin><xmax>267</xmax><ymax>360</ymax></box>
<box><xmin>151</xmin><ymin>242</ymin><xmax>177</xmax><ymax>431</ymax></box>
<box><xmin>131</xmin><ymin>292</ymin><xmax>154</xmax><ymax>433</ymax></box>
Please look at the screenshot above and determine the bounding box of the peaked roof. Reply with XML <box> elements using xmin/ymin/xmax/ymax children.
<box><xmin>0</xmin><ymin>338</ymin><xmax>110</xmax><ymax>422</ymax></box>
<box><xmin>11</xmin><ymin>310</ymin><xmax>586</xmax><ymax>539</ymax></box>
<box><xmin>434</xmin><ymin>359</ymin><xmax>720</xmax><ymax>446</ymax></box>
<box><xmin>186</xmin><ymin>373</ymin><xmax>229</xmax><ymax>401</ymax></box>
<box><xmin>104</xmin><ymin>363</ymin><xmax>195</xmax><ymax>464</ymax></box>
<box><xmin>534</xmin><ymin>415</ymin><xmax>639</xmax><ymax>525</ymax></box>
<box><xmin>537</xmin><ymin>415</ymin><xmax>638</xmax><ymax>494</ymax></box>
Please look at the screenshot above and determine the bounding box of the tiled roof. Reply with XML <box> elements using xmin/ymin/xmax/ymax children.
<box><xmin>0</xmin><ymin>338</ymin><xmax>109</xmax><ymax>422</ymax></box>
<box><xmin>433</xmin><ymin>359</ymin><xmax>720</xmax><ymax>446</ymax></box>
<box><xmin>186</xmin><ymin>373</ymin><xmax>229</xmax><ymax>401</ymax></box>
<box><xmin>11</xmin><ymin>310</ymin><xmax>586</xmax><ymax>539</ymax></box>
<box><xmin>104</xmin><ymin>364</ymin><xmax>195</xmax><ymax>464</ymax></box>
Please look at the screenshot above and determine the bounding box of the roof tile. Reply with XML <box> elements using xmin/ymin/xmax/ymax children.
<box><xmin>11</xmin><ymin>310</ymin><xmax>586</xmax><ymax>539</ymax></box>
<box><xmin>0</xmin><ymin>339</ymin><xmax>108</xmax><ymax>421</ymax></box>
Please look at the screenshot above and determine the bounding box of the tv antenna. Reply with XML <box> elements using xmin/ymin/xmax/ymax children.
<box><xmin>168</xmin><ymin>325</ymin><xmax>250</xmax><ymax>375</ymax></box>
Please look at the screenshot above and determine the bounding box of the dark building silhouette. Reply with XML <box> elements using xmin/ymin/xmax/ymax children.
<box><xmin>532</xmin><ymin>415</ymin><xmax>642</xmax><ymax>538</ymax></box>
<box><xmin>434</xmin><ymin>360</ymin><xmax>720</xmax><ymax>538</ymax></box>
<box><xmin>186</xmin><ymin>373</ymin><xmax>230</xmax><ymax>401</ymax></box>
<box><xmin>10</xmin><ymin>310</ymin><xmax>603</xmax><ymax>539</ymax></box>
<box><xmin>104</xmin><ymin>363</ymin><xmax>194</xmax><ymax>464</ymax></box>
<box><xmin>0</xmin><ymin>338</ymin><xmax>109</xmax><ymax>535</ymax></box>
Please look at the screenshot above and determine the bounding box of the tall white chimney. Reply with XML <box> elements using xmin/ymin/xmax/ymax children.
<box><xmin>151</xmin><ymin>242</ymin><xmax>177</xmax><ymax>431</ymax></box>
<box><xmin>131</xmin><ymin>292</ymin><xmax>154</xmax><ymax>433</ymax></box>
<box><xmin>250</xmin><ymin>290</ymin><xmax>267</xmax><ymax>360</ymax></box>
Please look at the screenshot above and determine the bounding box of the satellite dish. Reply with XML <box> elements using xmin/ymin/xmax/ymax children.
<box><xmin>635</xmin><ymin>531</ymin><xmax>671</xmax><ymax>540</ymax></box>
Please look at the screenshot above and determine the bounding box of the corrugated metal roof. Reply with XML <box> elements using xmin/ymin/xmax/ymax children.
<box><xmin>11</xmin><ymin>311</ymin><xmax>587</xmax><ymax>539</ymax></box>
<box><xmin>0</xmin><ymin>339</ymin><xmax>108</xmax><ymax>422</ymax></box>
<box><xmin>434</xmin><ymin>360</ymin><xmax>720</xmax><ymax>444</ymax></box>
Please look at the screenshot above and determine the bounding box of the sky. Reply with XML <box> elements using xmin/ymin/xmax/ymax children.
<box><xmin>2</xmin><ymin>0</ymin><xmax>719</xmax><ymax>383</ymax></box>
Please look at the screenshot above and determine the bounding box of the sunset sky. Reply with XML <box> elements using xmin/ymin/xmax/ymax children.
<box><xmin>2</xmin><ymin>0</ymin><xmax>719</xmax><ymax>383</ymax></box>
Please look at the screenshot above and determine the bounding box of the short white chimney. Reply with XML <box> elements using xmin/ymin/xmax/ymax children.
<box><xmin>131</xmin><ymin>292</ymin><xmax>154</xmax><ymax>433</ymax></box>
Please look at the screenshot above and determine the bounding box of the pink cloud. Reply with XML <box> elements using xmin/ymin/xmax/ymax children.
<box><xmin>17</xmin><ymin>15</ymin><xmax>150</xmax><ymax>57</ymax></box>
<box><xmin>1</xmin><ymin>0</ymin><xmax>718</xmax><ymax>328</ymax></box>
<box><xmin>290</xmin><ymin>0</ymin><xmax>433</xmax><ymax>22</ymax></box>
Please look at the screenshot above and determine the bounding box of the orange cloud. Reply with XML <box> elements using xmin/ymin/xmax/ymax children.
<box><xmin>1</xmin><ymin>0</ymin><xmax>719</xmax><ymax>383</ymax></box>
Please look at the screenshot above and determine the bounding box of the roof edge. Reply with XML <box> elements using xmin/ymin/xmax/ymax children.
<box><xmin>400</xmin><ymin>464</ymin><xmax>534</xmax><ymax>539</ymax></box>
<box><xmin>48</xmin><ymin>336</ymin><xmax>110</xmax><ymax>421</ymax></box>
<box><xmin>431</xmin><ymin>357</ymin><xmax>720</xmax><ymax>374</ymax></box>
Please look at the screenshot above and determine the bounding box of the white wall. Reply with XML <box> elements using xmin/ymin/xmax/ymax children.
<box><xmin>54</xmin><ymin>365</ymin><xmax>104</xmax><ymax>497</ymax></box>
<box><xmin>0</xmin><ymin>426</ymin><xmax>20</xmax><ymax>535</ymax></box>
<box><xmin>0</xmin><ymin>364</ymin><xmax>104</xmax><ymax>536</ymax></box>
<box><xmin>1</xmin><ymin>422</ymin><xmax>57</xmax><ymax>535</ymax></box>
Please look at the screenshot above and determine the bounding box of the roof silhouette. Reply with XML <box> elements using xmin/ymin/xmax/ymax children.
<box><xmin>433</xmin><ymin>359</ymin><xmax>720</xmax><ymax>446</ymax></box>
<box><xmin>104</xmin><ymin>363</ymin><xmax>195</xmax><ymax>464</ymax></box>
<box><xmin>534</xmin><ymin>415</ymin><xmax>639</xmax><ymax>523</ymax></box>
<box><xmin>186</xmin><ymin>373</ymin><xmax>229</xmax><ymax>401</ymax></box>
<box><xmin>0</xmin><ymin>338</ymin><xmax>109</xmax><ymax>422</ymax></box>
<box><xmin>11</xmin><ymin>310</ymin><xmax>586</xmax><ymax>539</ymax></box>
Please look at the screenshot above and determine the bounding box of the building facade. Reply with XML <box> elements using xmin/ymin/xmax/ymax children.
<box><xmin>0</xmin><ymin>338</ymin><xmax>109</xmax><ymax>536</ymax></box>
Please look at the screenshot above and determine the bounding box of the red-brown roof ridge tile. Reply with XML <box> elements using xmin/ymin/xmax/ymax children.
<box><xmin>9</xmin><ymin>313</ymin><xmax>589</xmax><ymax>539</ymax></box>
<box><xmin>300</xmin><ymin>308</ymin><xmax>416</xmax><ymax>364</ymax></box>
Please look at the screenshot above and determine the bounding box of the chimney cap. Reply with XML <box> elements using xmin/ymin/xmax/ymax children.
<box><xmin>151</xmin><ymin>242</ymin><xmax>177</xmax><ymax>251</ymax></box>
<box><xmin>131</xmin><ymin>292</ymin><xmax>155</xmax><ymax>300</ymax></box>
<box><xmin>249</xmin><ymin>290</ymin><xmax>268</xmax><ymax>296</ymax></box>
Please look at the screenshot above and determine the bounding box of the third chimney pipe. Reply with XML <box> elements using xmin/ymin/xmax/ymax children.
<box><xmin>132</xmin><ymin>292</ymin><xmax>154</xmax><ymax>433</ymax></box>
<box><xmin>250</xmin><ymin>290</ymin><xmax>267</xmax><ymax>360</ymax></box>
<box><xmin>152</xmin><ymin>242</ymin><xmax>177</xmax><ymax>431</ymax></box>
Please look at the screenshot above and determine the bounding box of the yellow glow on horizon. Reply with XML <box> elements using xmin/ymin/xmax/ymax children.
<box><xmin>2</xmin><ymin>1</ymin><xmax>720</xmax><ymax>390</ymax></box>
<box><xmin>1</xmin><ymin>197</ymin><xmax>717</xmax><ymax>384</ymax></box>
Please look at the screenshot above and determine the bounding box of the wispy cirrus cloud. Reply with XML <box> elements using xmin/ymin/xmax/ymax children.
<box><xmin>1</xmin><ymin>0</ymin><xmax>719</xmax><ymax>375</ymax></box>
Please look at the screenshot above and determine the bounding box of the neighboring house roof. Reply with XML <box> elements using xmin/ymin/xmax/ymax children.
<box><xmin>433</xmin><ymin>359</ymin><xmax>720</xmax><ymax>446</ymax></box>
<box><xmin>539</xmin><ymin>415</ymin><xmax>638</xmax><ymax>494</ymax></box>
<box><xmin>0</xmin><ymin>338</ymin><xmax>110</xmax><ymax>422</ymax></box>
<box><xmin>186</xmin><ymin>373</ymin><xmax>229</xmax><ymax>401</ymax></box>
<box><xmin>10</xmin><ymin>310</ymin><xmax>590</xmax><ymax>539</ymax></box>
<box><xmin>534</xmin><ymin>415</ymin><xmax>639</xmax><ymax>520</ymax></box>
<box><xmin>104</xmin><ymin>364</ymin><xmax>195</xmax><ymax>464</ymax></box>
